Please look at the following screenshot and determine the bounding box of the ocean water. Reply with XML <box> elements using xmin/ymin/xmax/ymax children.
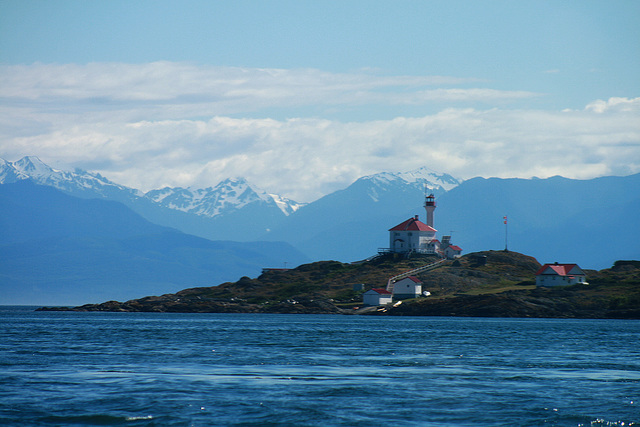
<box><xmin>1</xmin><ymin>307</ymin><xmax>639</xmax><ymax>426</ymax></box>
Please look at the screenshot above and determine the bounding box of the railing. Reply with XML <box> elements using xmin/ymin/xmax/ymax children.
<box><xmin>378</xmin><ymin>247</ymin><xmax>438</xmax><ymax>255</ymax></box>
<box><xmin>386</xmin><ymin>258</ymin><xmax>448</xmax><ymax>292</ymax></box>
<box><xmin>413</xmin><ymin>248</ymin><xmax>438</xmax><ymax>254</ymax></box>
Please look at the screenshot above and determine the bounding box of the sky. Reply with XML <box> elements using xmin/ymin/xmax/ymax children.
<box><xmin>0</xmin><ymin>0</ymin><xmax>638</xmax><ymax>202</ymax></box>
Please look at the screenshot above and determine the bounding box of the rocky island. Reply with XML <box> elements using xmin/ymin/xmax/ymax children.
<box><xmin>39</xmin><ymin>251</ymin><xmax>640</xmax><ymax>319</ymax></box>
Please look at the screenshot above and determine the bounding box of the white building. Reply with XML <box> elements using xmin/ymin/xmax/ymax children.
<box><xmin>392</xmin><ymin>276</ymin><xmax>422</xmax><ymax>299</ymax></box>
<box><xmin>536</xmin><ymin>263</ymin><xmax>588</xmax><ymax>286</ymax></box>
<box><xmin>389</xmin><ymin>215</ymin><xmax>438</xmax><ymax>254</ymax></box>
<box><xmin>363</xmin><ymin>288</ymin><xmax>393</xmax><ymax>306</ymax></box>
<box><xmin>387</xmin><ymin>193</ymin><xmax>462</xmax><ymax>257</ymax></box>
<box><xmin>444</xmin><ymin>245</ymin><xmax>462</xmax><ymax>259</ymax></box>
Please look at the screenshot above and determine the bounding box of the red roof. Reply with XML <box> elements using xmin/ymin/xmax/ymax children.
<box><xmin>535</xmin><ymin>263</ymin><xmax>581</xmax><ymax>276</ymax></box>
<box><xmin>447</xmin><ymin>245</ymin><xmax>462</xmax><ymax>251</ymax></box>
<box><xmin>389</xmin><ymin>217</ymin><xmax>436</xmax><ymax>232</ymax></box>
<box><xmin>371</xmin><ymin>288</ymin><xmax>392</xmax><ymax>294</ymax></box>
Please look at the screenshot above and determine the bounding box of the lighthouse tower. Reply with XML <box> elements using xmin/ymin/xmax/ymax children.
<box><xmin>424</xmin><ymin>193</ymin><xmax>436</xmax><ymax>228</ymax></box>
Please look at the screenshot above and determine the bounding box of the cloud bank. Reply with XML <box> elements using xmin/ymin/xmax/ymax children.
<box><xmin>1</xmin><ymin>62</ymin><xmax>638</xmax><ymax>202</ymax></box>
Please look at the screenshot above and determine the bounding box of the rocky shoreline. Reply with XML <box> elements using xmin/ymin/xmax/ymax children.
<box><xmin>38</xmin><ymin>253</ymin><xmax>640</xmax><ymax>319</ymax></box>
<box><xmin>38</xmin><ymin>290</ymin><xmax>640</xmax><ymax>319</ymax></box>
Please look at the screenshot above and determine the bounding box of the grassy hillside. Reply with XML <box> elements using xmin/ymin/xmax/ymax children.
<box><xmin>44</xmin><ymin>251</ymin><xmax>640</xmax><ymax>318</ymax></box>
<box><xmin>387</xmin><ymin>258</ymin><xmax>640</xmax><ymax>318</ymax></box>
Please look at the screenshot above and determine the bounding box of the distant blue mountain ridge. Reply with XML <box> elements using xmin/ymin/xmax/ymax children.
<box><xmin>1</xmin><ymin>156</ymin><xmax>639</xmax><ymax>306</ymax></box>
<box><xmin>0</xmin><ymin>180</ymin><xmax>309</xmax><ymax>305</ymax></box>
<box><xmin>431</xmin><ymin>175</ymin><xmax>640</xmax><ymax>270</ymax></box>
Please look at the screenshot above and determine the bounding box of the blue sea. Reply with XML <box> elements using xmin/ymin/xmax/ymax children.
<box><xmin>1</xmin><ymin>307</ymin><xmax>639</xmax><ymax>426</ymax></box>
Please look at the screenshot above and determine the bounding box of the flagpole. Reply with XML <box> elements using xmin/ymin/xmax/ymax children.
<box><xmin>503</xmin><ymin>215</ymin><xmax>508</xmax><ymax>251</ymax></box>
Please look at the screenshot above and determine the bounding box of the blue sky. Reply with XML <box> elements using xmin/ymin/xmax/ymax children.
<box><xmin>1</xmin><ymin>0</ymin><xmax>639</xmax><ymax>201</ymax></box>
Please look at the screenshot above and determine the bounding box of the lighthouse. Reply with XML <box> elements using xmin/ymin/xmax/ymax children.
<box><xmin>386</xmin><ymin>191</ymin><xmax>461</xmax><ymax>258</ymax></box>
<box><xmin>424</xmin><ymin>193</ymin><xmax>436</xmax><ymax>228</ymax></box>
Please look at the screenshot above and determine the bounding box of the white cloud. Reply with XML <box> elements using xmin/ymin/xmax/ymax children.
<box><xmin>585</xmin><ymin>97</ymin><xmax>640</xmax><ymax>113</ymax></box>
<box><xmin>1</xmin><ymin>62</ymin><xmax>638</xmax><ymax>202</ymax></box>
<box><xmin>4</xmin><ymin>101</ymin><xmax>639</xmax><ymax>202</ymax></box>
<box><xmin>0</xmin><ymin>62</ymin><xmax>531</xmax><ymax>120</ymax></box>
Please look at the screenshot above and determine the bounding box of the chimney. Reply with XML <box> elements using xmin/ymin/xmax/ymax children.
<box><xmin>414</xmin><ymin>215</ymin><xmax>419</xmax><ymax>220</ymax></box>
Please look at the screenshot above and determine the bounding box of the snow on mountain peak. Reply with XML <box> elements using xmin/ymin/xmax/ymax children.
<box><xmin>145</xmin><ymin>186</ymin><xmax>180</xmax><ymax>203</ymax></box>
<box><xmin>0</xmin><ymin>156</ymin><xmax>144</xmax><ymax>198</ymax></box>
<box><xmin>13</xmin><ymin>156</ymin><xmax>56</xmax><ymax>177</ymax></box>
<box><xmin>363</xmin><ymin>167</ymin><xmax>461</xmax><ymax>190</ymax></box>
<box><xmin>398</xmin><ymin>166</ymin><xmax>461</xmax><ymax>190</ymax></box>
<box><xmin>2</xmin><ymin>156</ymin><xmax>304</xmax><ymax>220</ymax></box>
<box><xmin>358</xmin><ymin>167</ymin><xmax>461</xmax><ymax>202</ymax></box>
<box><xmin>269</xmin><ymin>193</ymin><xmax>305</xmax><ymax>215</ymax></box>
<box><xmin>0</xmin><ymin>158</ymin><xmax>29</xmax><ymax>183</ymax></box>
<box><xmin>2</xmin><ymin>157</ymin><xmax>455</xmax><ymax>220</ymax></box>
<box><xmin>144</xmin><ymin>177</ymin><xmax>305</xmax><ymax>218</ymax></box>
<box><xmin>209</xmin><ymin>177</ymin><xmax>305</xmax><ymax>215</ymax></box>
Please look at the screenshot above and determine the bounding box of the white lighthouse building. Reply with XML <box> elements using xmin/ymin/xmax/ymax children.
<box><xmin>387</xmin><ymin>193</ymin><xmax>461</xmax><ymax>258</ymax></box>
<box><xmin>388</xmin><ymin>193</ymin><xmax>440</xmax><ymax>254</ymax></box>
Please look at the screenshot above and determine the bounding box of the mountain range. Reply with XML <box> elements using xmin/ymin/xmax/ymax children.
<box><xmin>0</xmin><ymin>156</ymin><xmax>460</xmax><ymax>247</ymax></box>
<box><xmin>1</xmin><ymin>156</ymin><xmax>639</xmax><ymax>304</ymax></box>
<box><xmin>259</xmin><ymin>168</ymin><xmax>461</xmax><ymax>260</ymax></box>
<box><xmin>0</xmin><ymin>156</ymin><xmax>304</xmax><ymax>242</ymax></box>
<box><xmin>0</xmin><ymin>180</ymin><xmax>309</xmax><ymax>305</ymax></box>
<box><xmin>431</xmin><ymin>175</ymin><xmax>640</xmax><ymax>270</ymax></box>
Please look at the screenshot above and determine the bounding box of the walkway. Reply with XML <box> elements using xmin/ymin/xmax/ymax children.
<box><xmin>386</xmin><ymin>258</ymin><xmax>448</xmax><ymax>292</ymax></box>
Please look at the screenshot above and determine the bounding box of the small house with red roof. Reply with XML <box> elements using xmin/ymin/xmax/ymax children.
<box><xmin>535</xmin><ymin>262</ymin><xmax>588</xmax><ymax>287</ymax></box>
<box><xmin>363</xmin><ymin>288</ymin><xmax>393</xmax><ymax>306</ymax></box>
<box><xmin>444</xmin><ymin>245</ymin><xmax>463</xmax><ymax>259</ymax></box>
<box><xmin>392</xmin><ymin>276</ymin><xmax>423</xmax><ymax>299</ymax></box>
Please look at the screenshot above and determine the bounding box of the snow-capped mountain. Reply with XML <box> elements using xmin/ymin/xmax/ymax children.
<box><xmin>365</xmin><ymin>167</ymin><xmax>460</xmax><ymax>189</ymax></box>
<box><xmin>3</xmin><ymin>155</ymin><xmax>638</xmax><ymax>270</ymax></box>
<box><xmin>1</xmin><ymin>156</ymin><xmax>463</xmax><ymax>249</ymax></box>
<box><xmin>0</xmin><ymin>156</ymin><xmax>304</xmax><ymax>219</ymax></box>
<box><xmin>357</xmin><ymin>167</ymin><xmax>461</xmax><ymax>202</ymax></box>
<box><xmin>0</xmin><ymin>156</ymin><xmax>144</xmax><ymax>201</ymax></box>
<box><xmin>145</xmin><ymin>178</ymin><xmax>305</xmax><ymax>218</ymax></box>
<box><xmin>0</xmin><ymin>156</ymin><xmax>306</xmax><ymax>241</ymax></box>
<box><xmin>0</xmin><ymin>180</ymin><xmax>310</xmax><ymax>305</ymax></box>
<box><xmin>259</xmin><ymin>167</ymin><xmax>462</xmax><ymax>261</ymax></box>
<box><xmin>0</xmin><ymin>158</ymin><xmax>29</xmax><ymax>182</ymax></box>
